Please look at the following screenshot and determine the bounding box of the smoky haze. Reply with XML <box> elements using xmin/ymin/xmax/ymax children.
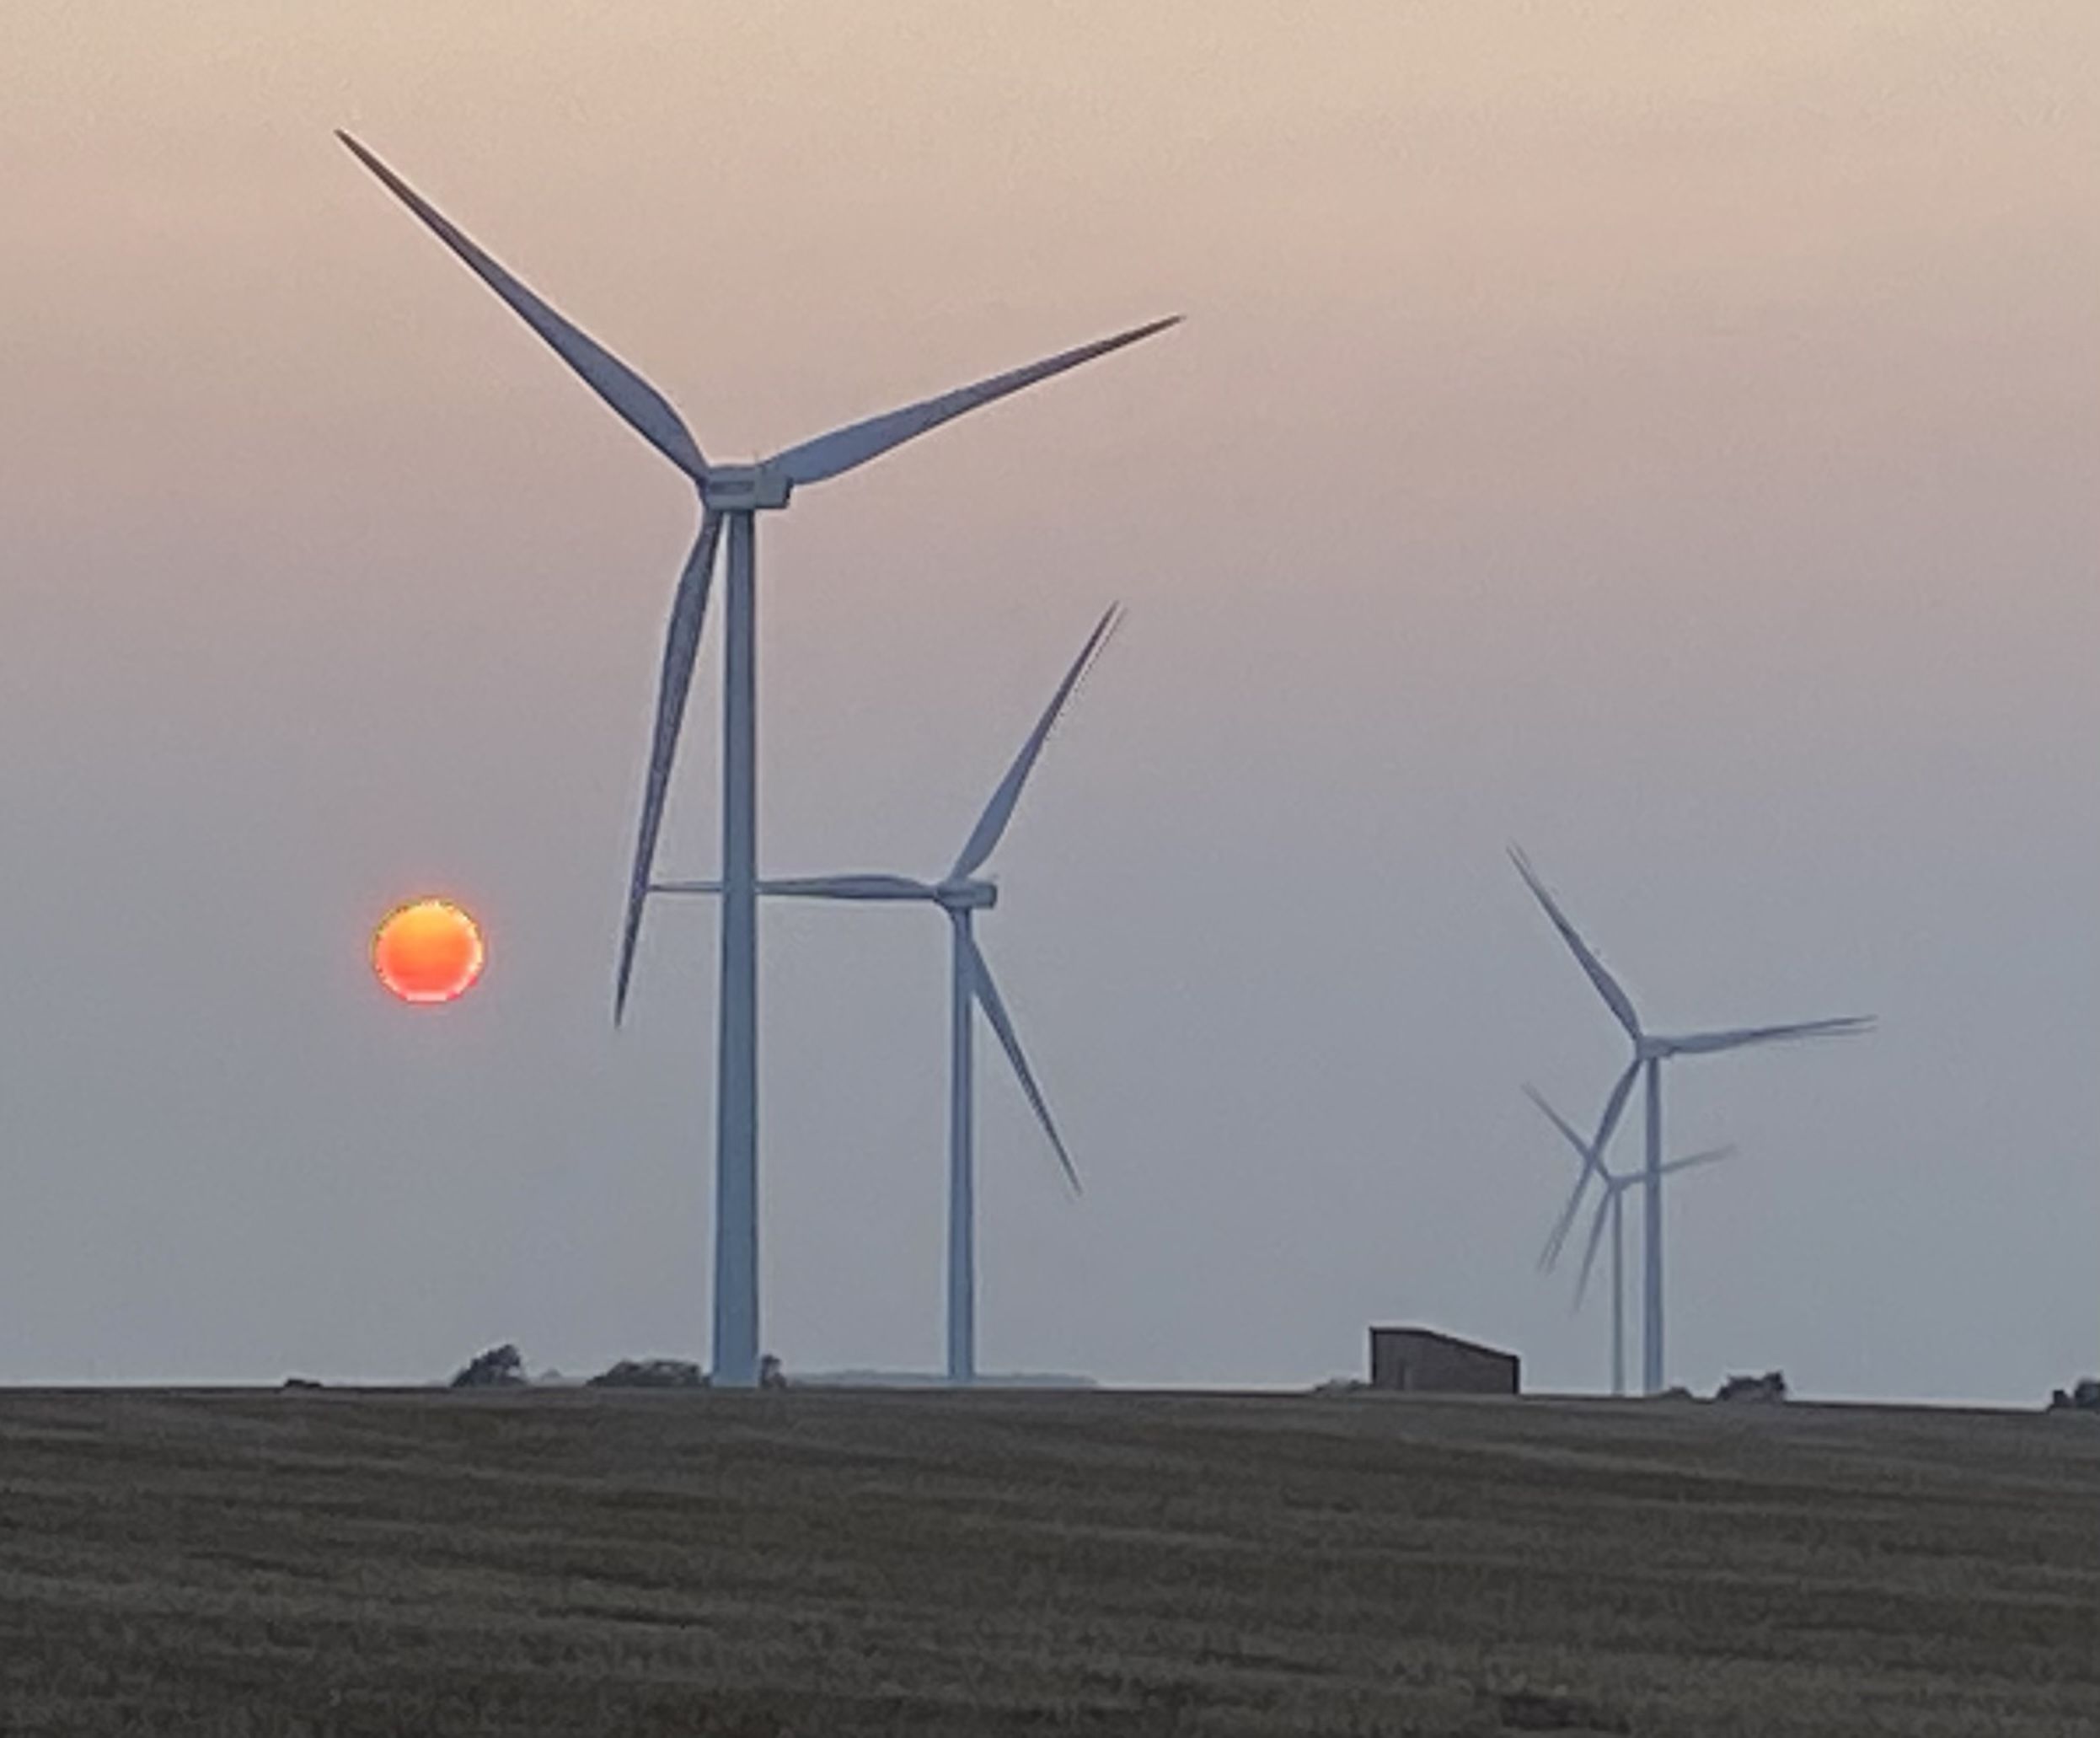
<box><xmin>1</xmin><ymin>3</ymin><xmax>2093</xmax><ymax>1402</ymax></box>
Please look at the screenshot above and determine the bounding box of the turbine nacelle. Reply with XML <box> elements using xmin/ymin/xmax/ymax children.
<box><xmin>935</xmin><ymin>879</ymin><xmax>998</xmax><ymax>913</ymax></box>
<box><xmin>699</xmin><ymin>464</ymin><xmax>794</xmax><ymax>512</ymax></box>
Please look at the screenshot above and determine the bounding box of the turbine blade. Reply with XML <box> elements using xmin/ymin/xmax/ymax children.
<box><xmin>1588</xmin><ymin>1059</ymin><xmax>1642</xmax><ymax>1168</ymax></box>
<box><xmin>758</xmin><ymin>875</ymin><xmax>939</xmax><ymax>900</ymax></box>
<box><xmin>950</xmin><ymin>605</ymin><xmax>1121</xmax><ymax>880</ymax></box>
<box><xmin>1572</xmin><ymin>1191</ymin><xmax>1614</xmax><ymax>1310</ymax></box>
<box><xmin>613</xmin><ymin>512</ymin><xmax>723</xmax><ymax>1022</ymax></box>
<box><xmin>646</xmin><ymin>875</ymin><xmax>936</xmax><ymax>899</ymax></box>
<box><xmin>767</xmin><ymin>318</ymin><xmax>1180</xmax><ymax>487</ymax></box>
<box><xmin>1539</xmin><ymin>1172</ymin><xmax>1588</xmax><ymax>1278</ymax></box>
<box><xmin>1659</xmin><ymin>1144</ymin><xmax>1735</xmax><ymax>1177</ymax></box>
<box><xmin>336</xmin><ymin>132</ymin><xmax>709</xmax><ymax>484</ymax></box>
<box><xmin>963</xmin><ymin>931</ymin><xmax>1080</xmax><ymax>1194</ymax></box>
<box><xmin>1508</xmin><ymin>846</ymin><xmax>1642</xmax><ymax>1040</ymax></box>
<box><xmin>1662</xmin><ymin>1016</ymin><xmax>1874</xmax><ymax>1056</ymax></box>
<box><xmin>1540</xmin><ymin>1059</ymin><xmax>1640</xmax><ymax>1270</ymax></box>
<box><xmin>1523</xmin><ymin>1083</ymin><xmax>1602</xmax><ymax>1172</ymax></box>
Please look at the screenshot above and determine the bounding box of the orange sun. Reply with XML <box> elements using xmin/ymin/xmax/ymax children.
<box><xmin>372</xmin><ymin>898</ymin><xmax>485</xmax><ymax>1004</ymax></box>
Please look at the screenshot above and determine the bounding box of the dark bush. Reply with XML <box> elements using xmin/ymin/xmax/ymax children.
<box><xmin>588</xmin><ymin>1357</ymin><xmax>706</xmax><ymax>1389</ymax></box>
<box><xmin>448</xmin><ymin>1344</ymin><xmax>527</xmax><ymax>1389</ymax></box>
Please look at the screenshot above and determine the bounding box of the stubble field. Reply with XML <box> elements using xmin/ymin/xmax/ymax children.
<box><xmin>0</xmin><ymin>1385</ymin><xmax>2094</xmax><ymax>1735</ymax></box>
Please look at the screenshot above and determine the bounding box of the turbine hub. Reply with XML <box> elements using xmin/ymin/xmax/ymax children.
<box><xmin>935</xmin><ymin>879</ymin><xmax>997</xmax><ymax>912</ymax></box>
<box><xmin>699</xmin><ymin>464</ymin><xmax>793</xmax><ymax>512</ymax></box>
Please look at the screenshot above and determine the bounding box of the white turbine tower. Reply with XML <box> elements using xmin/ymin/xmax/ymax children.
<box><xmin>653</xmin><ymin>604</ymin><xmax>1118</xmax><ymax>1385</ymax></box>
<box><xmin>339</xmin><ymin>134</ymin><xmax>1175</xmax><ymax>1388</ymax></box>
<box><xmin>1509</xmin><ymin>846</ymin><xmax>1872</xmax><ymax>1395</ymax></box>
<box><xmin>1525</xmin><ymin>1086</ymin><xmax>1731</xmax><ymax>1397</ymax></box>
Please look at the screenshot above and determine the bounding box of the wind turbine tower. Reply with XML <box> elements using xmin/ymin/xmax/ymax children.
<box><xmin>1526</xmin><ymin>1086</ymin><xmax>1731</xmax><ymax>1397</ymax></box>
<box><xmin>656</xmin><ymin>606</ymin><xmax>1118</xmax><ymax>1384</ymax></box>
<box><xmin>1510</xmin><ymin>848</ymin><xmax>1871</xmax><ymax>1395</ymax></box>
<box><xmin>340</xmin><ymin>134</ymin><xmax>1175</xmax><ymax>1386</ymax></box>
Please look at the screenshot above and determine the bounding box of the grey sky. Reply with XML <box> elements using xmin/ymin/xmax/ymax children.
<box><xmin>2</xmin><ymin>3</ymin><xmax>2094</xmax><ymax>1399</ymax></box>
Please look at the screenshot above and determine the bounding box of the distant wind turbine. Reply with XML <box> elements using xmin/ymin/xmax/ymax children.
<box><xmin>1509</xmin><ymin>846</ymin><xmax>1871</xmax><ymax>1395</ymax></box>
<box><xmin>1525</xmin><ymin>1086</ymin><xmax>1731</xmax><ymax>1397</ymax></box>
<box><xmin>339</xmin><ymin>132</ymin><xmax>1176</xmax><ymax>1387</ymax></box>
<box><xmin>653</xmin><ymin>605</ymin><xmax>1119</xmax><ymax>1385</ymax></box>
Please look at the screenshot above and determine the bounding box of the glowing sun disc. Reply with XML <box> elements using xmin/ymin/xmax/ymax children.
<box><xmin>373</xmin><ymin>899</ymin><xmax>485</xmax><ymax>1004</ymax></box>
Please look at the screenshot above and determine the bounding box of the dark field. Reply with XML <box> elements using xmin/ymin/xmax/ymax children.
<box><xmin>1</xmin><ymin>1387</ymin><xmax>2095</xmax><ymax>1735</ymax></box>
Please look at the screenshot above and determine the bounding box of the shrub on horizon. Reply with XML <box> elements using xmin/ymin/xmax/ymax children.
<box><xmin>587</xmin><ymin>1357</ymin><xmax>707</xmax><ymax>1390</ymax></box>
<box><xmin>448</xmin><ymin>1344</ymin><xmax>527</xmax><ymax>1389</ymax></box>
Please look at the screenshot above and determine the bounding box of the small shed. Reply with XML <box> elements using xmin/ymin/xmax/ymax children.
<box><xmin>1368</xmin><ymin>1327</ymin><xmax>1519</xmax><ymax>1396</ymax></box>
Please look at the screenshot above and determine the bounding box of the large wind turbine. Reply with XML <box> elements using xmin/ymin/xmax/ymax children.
<box><xmin>339</xmin><ymin>133</ymin><xmax>1176</xmax><ymax>1387</ymax></box>
<box><xmin>653</xmin><ymin>605</ymin><xmax>1118</xmax><ymax>1385</ymax></box>
<box><xmin>1509</xmin><ymin>847</ymin><xmax>1871</xmax><ymax>1395</ymax></box>
<box><xmin>1525</xmin><ymin>1086</ymin><xmax>1730</xmax><ymax>1397</ymax></box>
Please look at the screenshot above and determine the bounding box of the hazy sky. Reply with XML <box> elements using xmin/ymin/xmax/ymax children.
<box><xmin>3</xmin><ymin>3</ymin><xmax>2094</xmax><ymax>1400</ymax></box>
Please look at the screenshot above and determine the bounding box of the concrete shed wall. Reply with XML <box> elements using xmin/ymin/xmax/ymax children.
<box><xmin>1369</xmin><ymin>1328</ymin><xmax>1519</xmax><ymax>1395</ymax></box>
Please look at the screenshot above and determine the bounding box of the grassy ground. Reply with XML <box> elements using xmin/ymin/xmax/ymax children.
<box><xmin>0</xmin><ymin>1387</ymin><xmax>2094</xmax><ymax>1735</ymax></box>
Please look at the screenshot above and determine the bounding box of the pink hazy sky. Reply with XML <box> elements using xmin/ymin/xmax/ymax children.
<box><xmin>0</xmin><ymin>4</ymin><xmax>2094</xmax><ymax>1398</ymax></box>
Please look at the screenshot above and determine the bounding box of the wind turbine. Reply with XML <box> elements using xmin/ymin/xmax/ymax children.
<box><xmin>652</xmin><ymin>604</ymin><xmax>1118</xmax><ymax>1385</ymax></box>
<box><xmin>338</xmin><ymin>134</ymin><xmax>1175</xmax><ymax>1387</ymax></box>
<box><xmin>1525</xmin><ymin>1086</ymin><xmax>1731</xmax><ymax>1397</ymax></box>
<box><xmin>1509</xmin><ymin>846</ymin><xmax>1871</xmax><ymax>1395</ymax></box>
